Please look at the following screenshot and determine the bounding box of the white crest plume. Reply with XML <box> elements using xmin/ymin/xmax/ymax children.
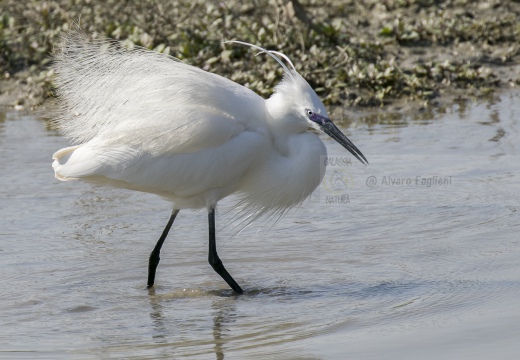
<box><xmin>223</xmin><ymin>40</ymin><xmax>297</xmax><ymax>77</ymax></box>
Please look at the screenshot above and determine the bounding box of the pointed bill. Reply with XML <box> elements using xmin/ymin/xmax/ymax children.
<box><xmin>319</xmin><ymin>117</ymin><xmax>368</xmax><ymax>165</ymax></box>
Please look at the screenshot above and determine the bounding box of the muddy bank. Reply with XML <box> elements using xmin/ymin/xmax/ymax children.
<box><xmin>1</xmin><ymin>0</ymin><xmax>519</xmax><ymax>111</ymax></box>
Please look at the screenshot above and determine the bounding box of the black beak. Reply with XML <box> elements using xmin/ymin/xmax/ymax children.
<box><xmin>320</xmin><ymin>118</ymin><xmax>368</xmax><ymax>165</ymax></box>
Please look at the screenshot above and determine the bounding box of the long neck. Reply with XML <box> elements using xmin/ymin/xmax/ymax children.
<box><xmin>265</xmin><ymin>93</ymin><xmax>309</xmax><ymax>147</ymax></box>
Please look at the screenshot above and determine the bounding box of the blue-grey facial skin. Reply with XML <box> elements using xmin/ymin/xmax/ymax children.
<box><xmin>306</xmin><ymin>109</ymin><xmax>329</xmax><ymax>126</ymax></box>
<box><xmin>306</xmin><ymin>108</ymin><xmax>368</xmax><ymax>165</ymax></box>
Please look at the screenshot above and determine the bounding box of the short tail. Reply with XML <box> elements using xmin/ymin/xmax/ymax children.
<box><xmin>52</xmin><ymin>142</ymin><xmax>143</xmax><ymax>182</ymax></box>
<box><xmin>52</xmin><ymin>145</ymin><xmax>82</xmax><ymax>181</ymax></box>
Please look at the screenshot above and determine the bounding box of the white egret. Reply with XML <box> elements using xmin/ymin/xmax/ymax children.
<box><xmin>52</xmin><ymin>32</ymin><xmax>367</xmax><ymax>294</ymax></box>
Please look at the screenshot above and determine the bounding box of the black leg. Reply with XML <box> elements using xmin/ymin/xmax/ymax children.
<box><xmin>147</xmin><ymin>209</ymin><xmax>179</xmax><ymax>288</ymax></box>
<box><xmin>208</xmin><ymin>208</ymin><xmax>243</xmax><ymax>294</ymax></box>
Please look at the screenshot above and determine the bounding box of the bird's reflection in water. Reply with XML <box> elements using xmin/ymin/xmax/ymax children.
<box><xmin>147</xmin><ymin>288</ymin><xmax>168</xmax><ymax>344</ymax></box>
<box><xmin>147</xmin><ymin>287</ymin><xmax>239</xmax><ymax>359</ymax></box>
<box><xmin>211</xmin><ymin>299</ymin><xmax>227</xmax><ymax>360</ymax></box>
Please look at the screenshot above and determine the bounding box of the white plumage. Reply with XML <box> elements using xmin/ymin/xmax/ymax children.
<box><xmin>52</xmin><ymin>32</ymin><xmax>367</xmax><ymax>293</ymax></box>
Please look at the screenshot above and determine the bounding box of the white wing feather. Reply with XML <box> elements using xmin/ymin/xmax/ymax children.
<box><xmin>52</xmin><ymin>32</ymin><xmax>271</xmax><ymax>208</ymax></box>
<box><xmin>53</xmin><ymin>32</ymin><xmax>266</xmax><ymax>153</ymax></box>
<box><xmin>52</xmin><ymin>33</ymin><xmax>328</xmax><ymax>217</ymax></box>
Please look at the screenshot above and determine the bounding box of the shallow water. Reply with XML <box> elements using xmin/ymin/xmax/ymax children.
<box><xmin>1</xmin><ymin>91</ymin><xmax>519</xmax><ymax>359</ymax></box>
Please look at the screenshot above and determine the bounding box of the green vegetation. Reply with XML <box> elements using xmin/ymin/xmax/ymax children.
<box><xmin>1</xmin><ymin>0</ymin><xmax>518</xmax><ymax>110</ymax></box>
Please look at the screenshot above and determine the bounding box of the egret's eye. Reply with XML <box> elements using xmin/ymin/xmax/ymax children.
<box><xmin>306</xmin><ymin>109</ymin><xmax>314</xmax><ymax>117</ymax></box>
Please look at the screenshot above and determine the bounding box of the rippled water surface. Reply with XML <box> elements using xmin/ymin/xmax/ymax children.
<box><xmin>1</xmin><ymin>91</ymin><xmax>519</xmax><ymax>359</ymax></box>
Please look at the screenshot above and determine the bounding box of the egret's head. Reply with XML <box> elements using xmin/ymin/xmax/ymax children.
<box><xmin>225</xmin><ymin>41</ymin><xmax>368</xmax><ymax>165</ymax></box>
<box><xmin>275</xmin><ymin>72</ymin><xmax>367</xmax><ymax>165</ymax></box>
<box><xmin>268</xmin><ymin>70</ymin><xmax>328</xmax><ymax>131</ymax></box>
